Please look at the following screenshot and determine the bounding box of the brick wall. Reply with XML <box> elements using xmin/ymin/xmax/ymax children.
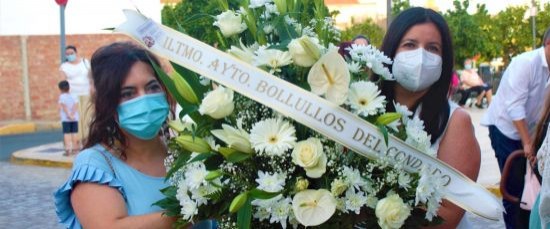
<box><xmin>0</xmin><ymin>33</ymin><xmax>129</xmax><ymax>121</ymax></box>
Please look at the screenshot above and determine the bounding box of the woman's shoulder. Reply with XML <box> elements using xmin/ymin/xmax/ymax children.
<box><xmin>73</xmin><ymin>145</ymin><xmax>115</xmax><ymax>172</ymax></box>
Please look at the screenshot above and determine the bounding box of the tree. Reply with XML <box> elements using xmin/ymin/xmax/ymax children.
<box><xmin>535</xmin><ymin>3</ymin><xmax>550</xmax><ymax>46</ymax></box>
<box><xmin>340</xmin><ymin>18</ymin><xmax>385</xmax><ymax>47</ymax></box>
<box><xmin>493</xmin><ymin>5</ymin><xmax>531</xmax><ymax>64</ymax></box>
<box><xmin>472</xmin><ymin>3</ymin><xmax>501</xmax><ymax>62</ymax></box>
<box><xmin>391</xmin><ymin>0</ymin><xmax>411</xmax><ymax>18</ymax></box>
<box><xmin>444</xmin><ymin>0</ymin><xmax>488</xmax><ymax>66</ymax></box>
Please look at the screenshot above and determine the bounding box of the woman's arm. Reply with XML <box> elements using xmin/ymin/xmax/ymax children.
<box><xmin>430</xmin><ymin>108</ymin><xmax>481</xmax><ymax>228</ymax></box>
<box><xmin>71</xmin><ymin>182</ymin><xmax>175</xmax><ymax>229</ymax></box>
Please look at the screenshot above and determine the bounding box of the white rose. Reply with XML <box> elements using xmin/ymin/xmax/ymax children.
<box><xmin>287</xmin><ymin>36</ymin><xmax>321</xmax><ymax>67</ymax></box>
<box><xmin>213</xmin><ymin>10</ymin><xmax>247</xmax><ymax>37</ymax></box>
<box><xmin>291</xmin><ymin>138</ymin><xmax>326</xmax><ymax>178</ymax></box>
<box><xmin>199</xmin><ymin>86</ymin><xmax>234</xmax><ymax>119</ymax></box>
<box><xmin>375</xmin><ymin>194</ymin><xmax>411</xmax><ymax>229</ymax></box>
<box><xmin>292</xmin><ymin>189</ymin><xmax>336</xmax><ymax>227</ymax></box>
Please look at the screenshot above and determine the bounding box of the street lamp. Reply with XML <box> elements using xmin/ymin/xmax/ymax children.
<box><xmin>55</xmin><ymin>0</ymin><xmax>69</xmax><ymax>63</ymax></box>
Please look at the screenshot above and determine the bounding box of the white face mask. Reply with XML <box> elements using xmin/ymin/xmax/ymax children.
<box><xmin>391</xmin><ymin>48</ymin><xmax>442</xmax><ymax>92</ymax></box>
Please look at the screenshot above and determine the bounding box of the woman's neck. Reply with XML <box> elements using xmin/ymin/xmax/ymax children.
<box><xmin>123</xmin><ymin>136</ymin><xmax>166</xmax><ymax>162</ymax></box>
<box><xmin>393</xmin><ymin>84</ymin><xmax>428</xmax><ymax>110</ymax></box>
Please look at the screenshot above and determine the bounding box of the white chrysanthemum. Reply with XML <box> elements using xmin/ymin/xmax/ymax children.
<box><xmin>184</xmin><ymin>162</ymin><xmax>208</xmax><ymax>189</ymax></box>
<box><xmin>177</xmin><ymin>192</ymin><xmax>198</xmax><ymax>221</ymax></box>
<box><xmin>256</xmin><ymin>171</ymin><xmax>286</xmax><ymax>192</ymax></box>
<box><xmin>270</xmin><ymin>197</ymin><xmax>292</xmax><ymax>228</ymax></box>
<box><xmin>366</xmin><ymin>194</ymin><xmax>379</xmax><ymax>209</ymax></box>
<box><xmin>393</xmin><ymin>101</ymin><xmax>413</xmax><ymax>124</ymax></box>
<box><xmin>190</xmin><ymin>183</ymin><xmax>219</xmax><ymax>206</ymax></box>
<box><xmin>253</xmin><ymin>206</ymin><xmax>271</xmax><ymax>221</ymax></box>
<box><xmin>405</xmin><ymin>116</ymin><xmax>433</xmax><ymax>155</ymax></box>
<box><xmin>254</xmin><ymin>47</ymin><xmax>293</xmax><ymax>74</ymax></box>
<box><xmin>346</xmin><ymin>44</ymin><xmax>394</xmax><ymax>80</ymax></box>
<box><xmin>250</xmin><ymin>118</ymin><xmax>296</xmax><ymax>156</ymax></box>
<box><xmin>342</xmin><ymin>166</ymin><xmax>367</xmax><ymax>191</ymax></box>
<box><xmin>344</xmin><ymin>188</ymin><xmax>367</xmax><ymax>214</ymax></box>
<box><xmin>347</xmin><ymin>81</ymin><xmax>386</xmax><ymax>117</ymax></box>
<box><xmin>398</xmin><ymin>173</ymin><xmax>411</xmax><ymax>190</ymax></box>
<box><xmin>347</xmin><ymin>61</ymin><xmax>362</xmax><ymax>74</ymax></box>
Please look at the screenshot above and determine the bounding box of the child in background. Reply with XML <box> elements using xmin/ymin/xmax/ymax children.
<box><xmin>58</xmin><ymin>80</ymin><xmax>79</xmax><ymax>156</ymax></box>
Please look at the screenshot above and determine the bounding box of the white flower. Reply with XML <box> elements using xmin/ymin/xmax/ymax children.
<box><xmin>168</xmin><ymin>115</ymin><xmax>195</xmax><ymax>132</ymax></box>
<box><xmin>250</xmin><ymin>118</ymin><xmax>296</xmax><ymax>156</ymax></box>
<box><xmin>254</xmin><ymin>47</ymin><xmax>293</xmax><ymax>74</ymax></box>
<box><xmin>176</xmin><ymin>188</ymin><xmax>198</xmax><ymax>221</ymax></box>
<box><xmin>346</xmin><ymin>81</ymin><xmax>386</xmax><ymax>117</ymax></box>
<box><xmin>344</xmin><ymin>188</ymin><xmax>367</xmax><ymax>214</ymax></box>
<box><xmin>228</xmin><ymin>40</ymin><xmax>259</xmax><ymax>64</ymax></box>
<box><xmin>253</xmin><ymin>206</ymin><xmax>271</xmax><ymax>221</ymax></box>
<box><xmin>199</xmin><ymin>75</ymin><xmax>211</xmax><ymax>86</ymax></box>
<box><xmin>184</xmin><ymin>162</ymin><xmax>208</xmax><ymax>189</ymax></box>
<box><xmin>398</xmin><ymin>173</ymin><xmax>412</xmax><ymax>190</ymax></box>
<box><xmin>405</xmin><ymin>116</ymin><xmax>433</xmax><ymax>156</ymax></box>
<box><xmin>256</xmin><ymin>170</ymin><xmax>286</xmax><ymax>192</ymax></box>
<box><xmin>307</xmin><ymin>50</ymin><xmax>350</xmax><ymax>105</ymax></box>
<box><xmin>366</xmin><ymin>194</ymin><xmax>379</xmax><ymax>209</ymax></box>
<box><xmin>330</xmin><ymin>178</ymin><xmax>348</xmax><ymax>196</ymax></box>
<box><xmin>199</xmin><ymin>86</ymin><xmax>234</xmax><ymax>119</ymax></box>
<box><xmin>249</xmin><ymin>0</ymin><xmax>272</xmax><ymax>8</ymax></box>
<box><xmin>292</xmin><ymin>138</ymin><xmax>327</xmax><ymax>178</ymax></box>
<box><xmin>190</xmin><ymin>183</ymin><xmax>218</xmax><ymax>206</ymax></box>
<box><xmin>263</xmin><ymin>24</ymin><xmax>274</xmax><ymax>34</ymax></box>
<box><xmin>346</xmin><ymin>44</ymin><xmax>394</xmax><ymax>80</ymax></box>
<box><xmin>342</xmin><ymin>166</ymin><xmax>367</xmax><ymax>191</ymax></box>
<box><xmin>213</xmin><ymin>10</ymin><xmax>247</xmax><ymax>37</ymax></box>
<box><xmin>211</xmin><ymin>124</ymin><xmax>253</xmax><ymax>153</ymax></box>
<box><xmin>347</xmin><ymin>61</ymin><xmax>362</xmax><ymax>74</ymax></box>
<box><xmin>393</xmin><ymin>101</ymin><xmax>412</xmax><ymax>124</ymax></box>
<box><xmin>270</xmin><ymin>197</ymin><xmax>292</xmax><ymax>228</ymax></box>
<box><xmin>287</xmin><ymin>35</ymin><xmax>322</xmax><ymax>67</ymax></box>
<box><xmin>375</xmin><ymin>194</ymin><xmax>411</xmax><ymax>229</ymax></box>
<box><xmin>292</xmin><ymin>189</ymin><xmax>336</xmax><ymax>227</ymax></box>
<box><xmin>204</xmin><ymin>136</ymin><xmax>220</xmax><ymax>151</ymax></box>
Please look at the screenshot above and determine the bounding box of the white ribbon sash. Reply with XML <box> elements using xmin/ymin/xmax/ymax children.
<box><xmin>115</xmin><ymin>10</ymin><xmax>503</xmax><ymax>220</ymax></box>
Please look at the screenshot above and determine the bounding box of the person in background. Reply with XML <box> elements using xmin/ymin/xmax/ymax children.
<box><xmin>352</xmin><ymin>35</ymin><xmax>370</xmax><ymax>46</ymax></box>
<box><xmin>481</xmin><ymin>26</ymin><xmax>550</xmax><ymax>228</ymax></box>
<box><xmin>460</xmin><ymin>58</ymin><xmax>493</xmax><ymax>108</ymax></box>
<box><xmin>58</xmin><ymin>80</ymin><xmax>79</xmax><ymax>156</ymax></box>
<box><xmin>59</xmin><ymin>45</ymin><xmax>92</xmax><ymax>150</ymax></box>
<box><xmin>377</xmin><ymin>7</ymin><xmax>480</xmax><ymax>228</ymax></box>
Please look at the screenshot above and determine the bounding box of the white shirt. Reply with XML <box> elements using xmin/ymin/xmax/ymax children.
<box><xmin>60</xmin><ymin>59</ymin><xmax>91</xmax><ymax>96</ymax></box>
<box><xmin>481</xmin><ymin>47</ymin><xmax>550</xmax><ymax>140</ymax></box>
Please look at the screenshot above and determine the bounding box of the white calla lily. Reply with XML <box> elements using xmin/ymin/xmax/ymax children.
<box><xmin>307</xmin><ymin>50</ymin><xmax>350</xmax><ymax>105</ymax></box>
<box><xmin>292</xmin><ymin>189</ymin><xmax>336</xmax><ymax>226</ymax></box>
<box><xmin>211</xmin><ymin>124</ymin><xmax>253</xmax><ymax>153</ymax></box>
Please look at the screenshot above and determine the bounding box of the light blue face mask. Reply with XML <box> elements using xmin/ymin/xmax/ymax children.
<box><xmin>117</xmin><ymin>93</ymin><xmax>169</xmax><ymax>140</ymax></box>
<box><xmin>66</xmin><ymin>54</ymin><xmax>76</xmax><ymax>62</ymax></box>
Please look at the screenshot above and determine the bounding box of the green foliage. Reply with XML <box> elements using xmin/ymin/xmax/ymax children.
<box><xmin>161</xmin><ymin>0</ymin><xmax>241</xmax><ymax>46</ymax></box>
<box><xmin>340</xmin><ymin>18</ymin><xmax>385</xmax><ymax>47</ymax></box>
<box><xmin>392</xmin><ymin>0</ymin><xmax>411</xmax><ymax>18</ymax></box>
<box><xmin>492</xmin><ymin>5</ymin><xmax>531</xmax><ymax>64</ymax></box>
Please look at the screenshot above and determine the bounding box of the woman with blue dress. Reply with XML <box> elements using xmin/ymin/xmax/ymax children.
<box><xmin>54</xmin><ymin>42</ymin><xmax>177</xmax><ymax>228</ymax></box>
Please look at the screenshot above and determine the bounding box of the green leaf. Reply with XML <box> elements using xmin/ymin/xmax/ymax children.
<box><xmin>205</xmin><ymin>169</ymin><xmax>223</xmax><ymax>181</ymax></box>
<box><xmin>188</xmin><ymin>152</ymin><xmax>215</xmax><ymax>164</ymax></box>
<box><xmin>274</xmin><ymin>14</ymin><xmax>299</xmax><ymax>44</ymax></box>
<box><xmin>237</xmin><ymin>196</ymin><xmax>252</xmax><ymax>229</ymax></box>
<box><xmin>375</xmin><ymin>112</ymin><xmax>402</xmax><ymax>125</ymax></box>
<box><xmin>218</xmin><ymin>147</ymin><xmax>252</xmax><ymax>163</ymax></box>
<box><xmin>377</xmin><ymin>124</ymin><xmax>389</xmax><ymax>146</ymax></box>
<box><xmin>249</xmin><ymin>188</ymin><xmax>280</xmax><ymax>199</ymax></box>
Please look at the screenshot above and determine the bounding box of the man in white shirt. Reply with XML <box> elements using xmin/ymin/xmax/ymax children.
<box><xmin>481</xmin><ymin>27</ymin><xmax>550</xmax><ymax>228</ymax></box>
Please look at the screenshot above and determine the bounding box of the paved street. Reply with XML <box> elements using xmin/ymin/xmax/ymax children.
<box><xmin>0</xmin><ymin>130</ymin><xmax>62</xmax><ymax>161</ymax></box>
<box><xmin>0</xmin><ymin>161</ymin><xmax>70</xmax><ymax>229</ymax></box>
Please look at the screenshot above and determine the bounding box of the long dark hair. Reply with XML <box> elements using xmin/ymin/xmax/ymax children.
<box><xmin>379</xmin><ymin>7</ymin><xmax>453</xmax><ymax>144</ymax></box>
<box><xmin>84</xmin><ymin>42</ymin><xmax>171</xmax><ymax>153</ymax></box>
